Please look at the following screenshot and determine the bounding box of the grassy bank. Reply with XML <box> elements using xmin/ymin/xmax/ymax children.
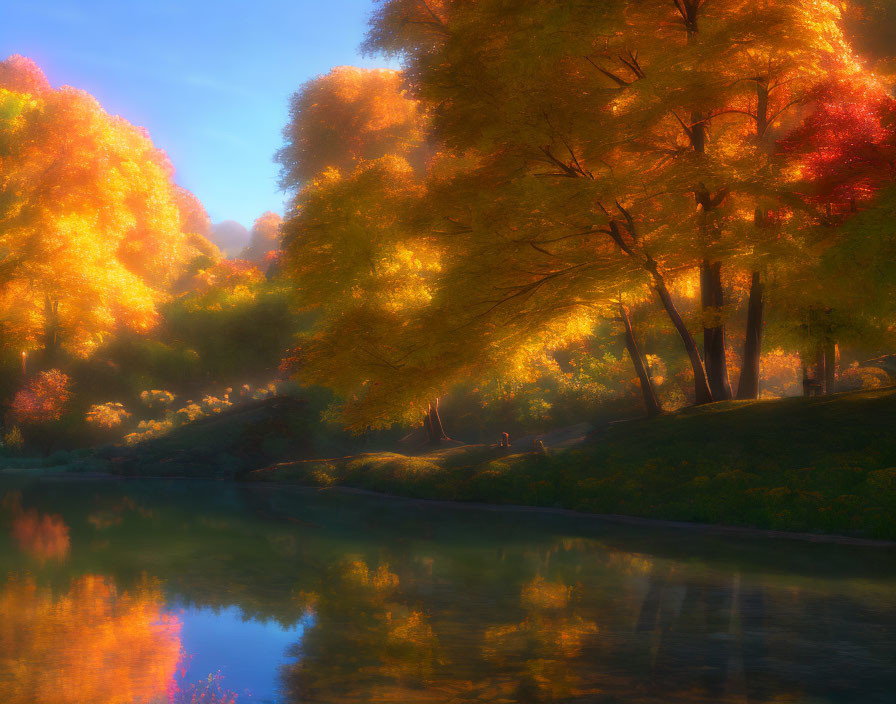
<box><xmin>250</xmin><ymin>387</ymin><xmax>896</xmax><ymax>539</ymax></box>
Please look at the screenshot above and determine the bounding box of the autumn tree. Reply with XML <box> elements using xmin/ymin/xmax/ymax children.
<box><xmin>277</xmin><ymin>66</ymin><xmax>426</xmax><ymax>189</ymax></box>
<box><xmin>770</xmin><ymin>76</ymin><xmax>896</xmax><ymax>390</ymax></box>
<box><xmin>361</xmin><ymin>0</ymin><xmax>864</xmax><ymax>409</ymax></box>
<box><xmin>278</xmin><ymin>67</ymin><xmax>461</xmax><ymax>440</ymax></box>
<box><xmin>0</xmin><ymin>55</ymin><xmax>217</xmax><ymax>360</ymax></box>
<box><xmin>174</xmin><ymin>185</ymin><xmax>222</xmax><ymax>266</ymax></box>
<box><xmin>281</xmin><ymin>158</ymin><xmax>450</xmax><ymax>435</ymax></box>
<box><xmin>240</xmin><ymin>211</ymin><xmax>283</xmax><ymax>264</ymax></box>
<box><xmin>0</xmin><ymin>55</ymin><xmax>49</xmax><ymax>96</ymax></box>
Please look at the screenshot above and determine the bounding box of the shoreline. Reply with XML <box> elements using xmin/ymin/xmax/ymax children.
<box><xmin>7</xmin><ymin>468</ymin><xmax>895</xmax><ymax>548</ymax></box>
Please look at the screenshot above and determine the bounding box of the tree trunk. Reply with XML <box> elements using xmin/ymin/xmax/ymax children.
<box><xmin>424</xmin><ymin>397</ymin><xmax>449</xmax><ymax>444</ymax></box>
<box><xmin>824</xmin><ymin>341</ymin><xmax>837</xmax><ymax>394</ymax></box>
<box><xmin>736</xmin><ymin>271</ymin><xmax>764</xmax><ymax>400</ymax></box>
<box><xmin>652</xmin><ymin>274</ymin><xmax>714</xmax><ymax>405</ymax></box>
<box><xmin>691</xmin><ymin>111</ymin><xmax>707</xmax><ymax>155</ymax></box>
<box><xmin>603</xmin><ymin>219</ymin><xmax>712</xmax><ymax>406</ymax></box>
<box><xmin>42</xmin><ymin>296</ymin><xmax>60</xmax><ymax>366</ymax></box>
<box><xmin>619</xmin><ymin>303</ymin><xmax>662</xmax><ymax>418</ymax></box>
<box><xmin>701</xmin><ymin>260</ymin><xmax>732</xmax><ymax>401</ymax></box>
<box><xmin>756</xmin><ymin>82</ymin><xmax>769</xmax><ymax>140</ymax></box>
<box><xmin>815</xmin><ymin>345</ymin><xmax>827</xmax><ymax>395</ymax></box>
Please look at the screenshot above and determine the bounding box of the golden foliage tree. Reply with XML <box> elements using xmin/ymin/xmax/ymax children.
<box><xmin>358</xmin><ymin>0</ymin><xmax>871</xmax><ymax>409</ymax></box>
<box><xmin>277</xmin><ymin>66</ymin><xmax>426</xmax><ymax>189</ymax></box>
<box><xmin>279</xmin><ymin>65</ymin><xmax>455</xmax><ymax>437</ymax></box>
<box><xmin>0</xmin><ymin>55</ymin><xmax>218</xmax><ymax>359</ymax></box>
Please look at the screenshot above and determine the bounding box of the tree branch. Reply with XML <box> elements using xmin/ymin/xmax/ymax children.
<box><xmin>582</xmin><ymin>56</ymin><xmax>630</xmax><ymax>87</ymax></box>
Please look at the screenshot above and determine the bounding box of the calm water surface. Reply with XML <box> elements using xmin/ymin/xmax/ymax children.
<box><xmin>0</xmin><ymin>474</ymin><xmax>894</xmax><ymax>703</ymax></box>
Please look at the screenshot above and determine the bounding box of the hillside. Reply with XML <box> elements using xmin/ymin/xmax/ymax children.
<box><xmin>250</xmin><ymin>387</ymin><xmax>896</xmax><ymax>539</ymax></box>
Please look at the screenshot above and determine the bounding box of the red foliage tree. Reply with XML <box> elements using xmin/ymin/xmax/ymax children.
<box><xmin>779</xmin><ymin>78</ymin><xmax>896</xmax><ymax>213</ymax></box>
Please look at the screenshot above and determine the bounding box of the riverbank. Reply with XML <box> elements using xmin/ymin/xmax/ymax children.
<box><xmin>249</xmin><ymin>387</ymin><xmax>896</xmax><ymax>540</ymax></box>
<box><xmin>4</xmin><ymin>386</ymin><xmax>895</xmax><ymax>540</ymax></box>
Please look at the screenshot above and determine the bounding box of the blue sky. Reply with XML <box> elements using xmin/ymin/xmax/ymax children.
<box><xmin>1</xmin><ymin>0</ymin><xmax>395</xmax><ymax>229</ymax></box>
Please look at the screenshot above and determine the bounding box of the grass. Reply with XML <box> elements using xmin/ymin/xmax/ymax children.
<box><xmin>250</xmin><ymin>386</ymin><xmax>896</xmax><ymax>540</ymax></box>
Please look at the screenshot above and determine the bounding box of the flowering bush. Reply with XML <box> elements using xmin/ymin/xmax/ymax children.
<box><xmin>201</xmin><ymin>395</ymin><xmax>232</xmax><ymax>414</ymax></box>
<box><xmin>85</xmin><ymin>402</ymin><xmax>131</xmax><ymax>429</ymax></box>
<box><xmin>124</xmin><ymin>419</ymin><xmax>173</xmax><ymax>445</ymax></box>
<box><xmin>123</xmin><ymin>380</ymin><xmax>279</xmax><ymax>446</ymax></box>
<box><xmin>173</xmin><ymin>403</ymin><xmax>204</xmax><ymax>427</ymax></box>
<box><xmin>140</xmin><ymin>390</ymin><xmax>177</xmax><ymax>408</ymax></box>
<box><xmin>11</xmin><ymin>370</ymin><xmax>72</xmax><ymax>425</ymax></box>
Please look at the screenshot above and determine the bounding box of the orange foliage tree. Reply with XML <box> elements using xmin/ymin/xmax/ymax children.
<box><xmin>276</xmin><ymin>66</ymin><xmax>426</xmax><ymax>189</ymax></box>
<box><xmin>351</xmin><ymin>0</ymin><xmax>879</xmax><ymax>414</ymax></box>
<box><xmin>278</xmin><ymin>66</ymin><xmax>454</xmax><ymax>437</ymax></box>
<box><xmin>0</xmin><ymin>55</ymin><xmax>218</xmax><ymax>359</ymax></box>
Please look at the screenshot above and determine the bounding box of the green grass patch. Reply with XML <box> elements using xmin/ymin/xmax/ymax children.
<box><xmin>251</xmin><ymin>387</ymin><xmax>896</xmax><ymax>539</ymax></box>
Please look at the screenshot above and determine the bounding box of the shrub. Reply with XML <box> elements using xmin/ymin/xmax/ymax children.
<box><xmin>85</xmin><ymin>402</ymin><xmax>131</xmax><ymax>429</ymax></box>
<box><xmin>172</xmin><ymin>403</ymin><xmax>204</xmax><ymax>427</ymax></box>
<box><xmin>3</xmin><ymin>425</ymin><xmax>23</xmax><ymax>451</ymax></box>
<box><xmin>140</xmin><ymin>389</ymin><xmax>176</xmax><ymax>408</ymax></box>
<box><xmin>124</xmin><ymin>419</ymin><xmax>173</xmax><ymax>445</ymax></box>
<box><xmin>838</xmin><ymin>363</ymin><xmax>891</xmax><ymax>391</ymax></box>
<box><xmin>11</xmin><ymin>370</ymin><xmax>72</xmax><ymax>425</ymax></box>
<box><xmin>201</xmin><ymin>395</ymin><xmax>232</xmax><ymax>414</ymax></box>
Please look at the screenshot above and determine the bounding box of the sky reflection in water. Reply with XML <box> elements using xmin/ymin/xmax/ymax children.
<box><xmin>172</xmin><ymin>604</ymin><xmax>307</xmax><ymax>703</ymax></box>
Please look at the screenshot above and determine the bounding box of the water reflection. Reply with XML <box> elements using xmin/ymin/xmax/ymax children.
<box><xmin>0</xmin><ymin>575</ymin><xmax>181</xmax><ymax>704</ymax></box>
<box><xmin>281</xmin><ymin>552</ymin><xmax>896</xmax><ymax>703</ymax></box>
<box><xmin>0</xmin><ymin>478</ymin><xmax>893</xmax><ymax>704</ymax></box>
<box><xmin>284</xmin><ymin>559</ymin><xmax>438</xmax><ymax>702</ymax></box>
<box><xmin>3</xmin><ymin>490</ymin><xmax>70</xmax><ymax>562</ymax></box>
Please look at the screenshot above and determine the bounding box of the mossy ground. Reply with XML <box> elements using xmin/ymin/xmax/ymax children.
<box><xmin>251</xmin><ymin>387</ymin><xmax>896</xmax><ymax>539</ymax></box>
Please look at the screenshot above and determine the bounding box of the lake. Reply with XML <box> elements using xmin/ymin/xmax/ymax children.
<box><xmin>0</xmin><ymin>474</ymin><xmax>894</xmax><ymax>703</ymax></box>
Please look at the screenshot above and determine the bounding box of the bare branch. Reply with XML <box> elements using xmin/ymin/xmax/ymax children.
<box><xmin>766</xmin><ymin>97</ymin><xmax>805</xmax><ymax>129</ymax></box>
<box><xmin>538</xmin><ymin>146</ymin><xmax>582</xmax><ymax>178</ymax></box>
<box><xmin>670</xmin><ymin>111</ymin><xmax>693</xmax><ymax>140</ymax></box>
<box><xmin>615</xmin><ymin>200</ymin><xmax>637</xmax><ymax>241</ymax></box>
<box><xmin>582</xmin><ymin>56</ymin><xmax>630</xmax><ymax>87</ymax></box>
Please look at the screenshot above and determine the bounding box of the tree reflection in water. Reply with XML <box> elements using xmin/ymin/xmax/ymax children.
<box><xmin>0</xmin><ymin>575</ymin><xmax>182</xmax><ymax>704</ymax></box>
<box><xmin>3</xmin><ymin>490</ymin><xmax>70</xmax><ymax>563</ymax></box>
<box><xmin>279</xmin><ymin>543</ymin><xmax>896</xmax><ymax>704</ymax></box>
<box><xmin>0</xmin><ymin>480</ymin><xmax>893</xmax><ymax>704</ymax></box>
<box><xmin>282</xmin><ymin>558</ymin><xmax>438</xmax><ymax>702</ymax></box>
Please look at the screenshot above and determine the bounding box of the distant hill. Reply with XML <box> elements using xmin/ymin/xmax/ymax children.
<box><xmin>209</xmin><ymin>220</ymin><xmax>250</xmax><ymax>257</ymax></box>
